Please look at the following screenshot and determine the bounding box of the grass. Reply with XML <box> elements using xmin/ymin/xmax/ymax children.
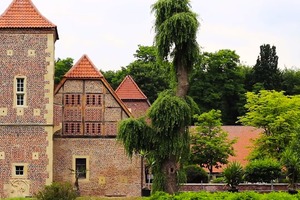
<box><xmin>2</xmin><ymin>197</ymin><xmax>144</xmax><ymax>200</ymax></box>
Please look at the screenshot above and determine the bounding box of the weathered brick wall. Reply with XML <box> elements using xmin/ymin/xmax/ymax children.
<box><xmin>53</xmin><ymin>138</ymin><xmax>142</xmax><ymax>197</ymax></box>
<box><xmin>122</xmin><ymin>100</ymin><xmax>150</xmax><ymax>118</ymax></box>
<box><xmin>0</xmin><ymin>126</ymin><xmax>50</xmax><ymax>198</ymax></box>
<box><xmin>0</xmin><ymin>30</ymin><xmax>55</xmax><ymax>198</ymax></box>
<box><xmin>0</xmin><ymin>32</ymin><xmax>50</xmax><ymax>124</ymax></box>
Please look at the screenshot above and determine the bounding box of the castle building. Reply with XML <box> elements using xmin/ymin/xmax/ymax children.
<box><xmin>0</xmin><ymin>0</ymin><xmax>147</xmax><ymax>198</ymax></box>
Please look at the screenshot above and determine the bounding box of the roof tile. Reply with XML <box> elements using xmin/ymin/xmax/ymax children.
<box><xmin>190</xmin><ymin>126</ymin><xmax>262</xmax><ymax>173</ymax></box>
<box><xmin>115</xmin><ymin>75</ymin><xmax>148</xmax><ymax>100</ymax></box>
<box><xmin>0</xmin><ymin>0</ymin><xmax>56</xmax><ymax>28</ymax></box>
<box><xmin>64</xmin><ymin>55</ymin><xmax>103</xmax><ymax>79</ymax></box>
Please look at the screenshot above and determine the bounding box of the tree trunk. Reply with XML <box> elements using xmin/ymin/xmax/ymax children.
<box><xmin>161</xmin><ymin>61</ymin><xmax>189</xmax><ymax>194</ymax></box>
<box><xmin>162</xmin><ymin>156</ymin><xmax>178</xmax><ymax>194</ymax></box>
<box><xmin>176</xmin><ymin>62</ymin><xmax>189</xmax><ymax>98</ymax></box>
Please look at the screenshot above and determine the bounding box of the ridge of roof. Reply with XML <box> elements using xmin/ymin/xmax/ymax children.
<box><xmin>64</xmin><ymin>54</ymin><xmax>104</xmax><ymax>79</ymax></box>
<box><xmin>55</xmin><ymin>55</ymin><xmax>132</xmax><ymax>118</ymax></box>
<box><xmin>115</xmin><ymin>75</ymin><xmax>148</xmax><ymax>100</ymax></box>
<box><xmin>0</xmin><ymin>0</ymin><xmax>57</xmax><ymax>28</ymax></box>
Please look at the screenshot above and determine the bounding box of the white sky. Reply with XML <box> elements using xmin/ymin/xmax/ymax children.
<box><xmin>1</xmin><ymin>0</ymin><xmax>300</xmax><ymax>71</ymax></box>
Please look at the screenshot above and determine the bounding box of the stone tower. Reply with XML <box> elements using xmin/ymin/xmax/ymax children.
<box><xmin>0</xmin><ymin>0</ymin><xmax>58</xmax><ymax>198</ymax></box>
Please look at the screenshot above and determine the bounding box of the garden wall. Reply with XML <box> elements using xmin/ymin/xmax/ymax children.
<box><xmin>180</xmin><ymin>183</ymin><xmax>292</xmax><ymax>192</ymax></box>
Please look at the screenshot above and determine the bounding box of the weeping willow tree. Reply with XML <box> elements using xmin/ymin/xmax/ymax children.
<box><xmin>118</xmin><ymin>0</ymin><xmax>199</xmax><ymax>194</ymax></box>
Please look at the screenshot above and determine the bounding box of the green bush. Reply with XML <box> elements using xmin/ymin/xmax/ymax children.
<box><xmin>36</xmin><ymin>182</ymin><xmax>77</xmax><ymax>200</ymax></box>
<box><xmin>184</xmin><ymin>165</ymin><xmax>208</xmax><ymax>183</ymax></box>
<box><xmin>223</xmin><ymin>161</ymin><xmax>244</xmax><ymax>190</ymax></box>
<box><xmin>147</xmin><ymin>191</ymin><xmax>300</xmax><ymax>200</ymax></box>
<box><xmin>211</xmin><ymin>176</ymin><xmax>225</xmax><ymax>183</ymax></box>
<box><xmin>244</xmin><ymin>158</ymin><xmax>282</xmax><ymax>183</ymax></box>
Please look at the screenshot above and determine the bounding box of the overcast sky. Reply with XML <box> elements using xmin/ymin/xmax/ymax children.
<box><xmin>1</xmin><ymin>0</ymin><xmax>299</xmax><ymax>71</ymax></box>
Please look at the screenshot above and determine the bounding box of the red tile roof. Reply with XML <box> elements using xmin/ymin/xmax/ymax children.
<box><xmin>190</xmin><ymin>126</ymin><xmax>262</xmax><ymax>173</ymax></box>
<box><xmin>64</xmin><ymin>55</ymin><xmax>104</xmax><ymax>79</ymax></box>
<box><xmin>115</xmin><ymin>75</ymin><xmax>148</xmax><ymax>100</ymax></box>
<box><xmin>223</xmin><ymin>126</ymin><xmax>261</xmax><ymax>168</ymax></box>
<box><xmin>0</xmin><ymin>0</ymin><xmax>56</xmax><ymax>28</ymax></box>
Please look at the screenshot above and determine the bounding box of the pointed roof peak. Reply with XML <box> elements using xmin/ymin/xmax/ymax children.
<box><xmin>116</xmin><ymin>75</ymin><xmax>148</xmax><ymax>100</ymax></box>
<box><xmin>0</xmin><ymin>0</ymin><xmax>57</xmax><ymax>29</ymax></box>
<box><xmin>64</xmin><ymin>54</ymin><xmax>104</xmax><ymax>79</ymax></box>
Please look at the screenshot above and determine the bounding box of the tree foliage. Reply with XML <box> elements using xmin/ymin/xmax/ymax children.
<box><xmin>102</xmin><ymin>45</ymin><xmax>171</xmax><ymax>103</ymax></box>
<box><xmin>189</xmin><ymin>50</ymin><xmax>246</xmax><ymax>124</ymax></box>
<box><xmin>281</xmin><ymin>147</ymin><xmax>300</xmax><ymax>190</ymax></box>
<box><xmin>152</xmin><ymin>0</ymin><xmax>199</xmax><ymax>97</ymax></box>
<box><xmin>244</xmin><ymin>158</ymin><xmax>281</xmax><ymax>183</ymax></box>
<box><xmin>239</xmin><ymin>90</ymin><xmax>300</xmax><ymax>160</ymax></box>
<box><xmin>184</xmin><ymin>165</ymin><xmax>208</xmax><ymax>183</ymax></box>
<box><xmin>54</xmin><ymin>57</ymin><xmax>74</xmax><ymax>84</ymax></box>
<box><xmin>223</xmin><ymin>161</ymin><xmax>244</xmax><ymax>191</ymax></box>
<box><xmin>250</xmin><ymin>44</ymin><xmax>282</xmax><ymax>91</ymax></box>
<box><xmin>190</xmin><ymin>109</ymin><xmax>236</xmax><ymax>176</ymax></box>
<box><xmin>118</xmin><ymin>91</ymin><xmax>192</xmax><ymax>193</ymax></box>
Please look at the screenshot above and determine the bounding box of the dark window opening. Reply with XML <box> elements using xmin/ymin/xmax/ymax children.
<box><xmin>15</xmin><ymin>166</ymin><xmax>24</xmax><ymax>176</ymax></box>
<box><xmin>75</xmin><ymin>158</ymin><xmax>86</xmax><ymax>179</ymax></box>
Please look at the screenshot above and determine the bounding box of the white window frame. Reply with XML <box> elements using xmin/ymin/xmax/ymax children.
<box><xmin>14</xmin><ymin>76</ymin><xmax>27</xmax><ymax>107</ymax></box>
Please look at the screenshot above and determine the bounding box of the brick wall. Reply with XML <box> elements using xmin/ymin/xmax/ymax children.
<box><xmin>0</xmin><ymin>30</ymin><xmax>55</xmax><ymax>198</ymax></box>
<box><xmin>53</xmin><ymin>138</ymin><xmax>142</xmax><ymax>197</ymax></box>
<box><xmin>0</xmin><ymin>32</ymin><xmax>50</xmax><ymax>124</ymax></box>
<box><xmin>0</xmin><ymin>127</ymin><xmax>50</xmax><ymax>198</ymax></box>
<box><xmin>122</xmin><ymin>100</ymin><xmax>150</xmax><ymax>118</ymax></box>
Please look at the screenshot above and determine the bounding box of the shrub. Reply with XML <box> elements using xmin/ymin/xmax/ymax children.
<box><xmin>36</xmin><ymin>182</ymin><xmax>77</xmax><ymax>200</ymax></box>
<box><xmin>211</xmin><ymin>176</ymin><xmax>225</xmax><ymax>183</ymax></box>
<box><xmin>244</xmin><ymin>158</ymin><xmax>282</xmax><ymax>183</ymax></box>
<box><xmin>184</xmin><ymin>165</ymin><xmax>208</xmax><ymax>183</ymax></box>
<box><xmin>223</xmin><ymin>161</ymin><xmax>244</xmax><ymax>190</ymax></box>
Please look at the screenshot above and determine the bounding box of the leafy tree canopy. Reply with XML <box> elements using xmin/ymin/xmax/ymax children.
<box><xmin>250</xmin><ymin>44</ymin><xmax>282</xmax><ymax>91</ymax></box>
<box><xmin>54</xmin><ymin>57</ymin><xmax>74</xmax><ymax>84</ymax></box>
<box><xmin>189</xmin><ymin>49</ymin><xmax>246</xmax><ymax>124</ymax></box>
<box><xmin>239</xmin><ymin>90</ymin><xmax>300</xmax><ymax>160</ymax></box>
<box><xmin>118</xmin><ymin>91</ymin><xmax>192</xmax><ymax>192</ymax></box>
<box><xmin>190</xmin><ymin>109</ymin><xmax>236</xmax><ymax>176</ymax></box>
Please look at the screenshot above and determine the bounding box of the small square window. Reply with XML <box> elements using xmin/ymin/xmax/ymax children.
<box><xmin>15</xmin><ymin>165</ymin><xmax>24</xmax><ymax>176</ymax></box>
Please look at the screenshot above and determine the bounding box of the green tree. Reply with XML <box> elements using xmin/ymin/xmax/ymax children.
<box><xmin>282</xmin><ymin>68</ymin><xmax>300</xmax><ymax>95</ymax></box>
<box><xmin>102</xmin><ymin>45</ymin><xmax>171</xmax><ymax>103</ymax></box>
<box><xmin>238</xmin><ymin>90</ymin><xmax>300</xmax><ymax>160</ymax></box>
<box><xmin>250</xmin><ymin>44</ymin><xmax>282</xmax><ymax>91</ymax></box>
<box><xmin>190</xmin><ymin>109</ymin><xmax>236</xmax><ymax>178</ymax></box>
<box><xmin>244</xmin><ymin>158</ymin><xmax>281</xmax><ymax>183</ymax></box>
<box><xmin>189</xmin><ymin>50</ymin><xmax>246</xmax><ymax>124</ymax></box>
<box><xmin>118</xmin><ymin>0</ymin><xmax>200</xmax><ymax>194</ymax></box>
<box><xmin>54</xmin><ymin>57</ymin><xmax>74</xmax><ymax>84</ymax></box>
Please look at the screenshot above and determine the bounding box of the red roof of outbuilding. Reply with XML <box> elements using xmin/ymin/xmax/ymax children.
<box><xmin>64</xmin><ymin>55</ymin><xmax>104</xmax><ymax>79</ymax></box>
<box><xmin>0</xmin><ymin>0</ymin><xmax>56</xmax><ymax>28</ymax></box>
<box><xmin>190</xmin><ymin>126</ymin><xmax>262</xmax><ymax>173</ymax></box>
<box><xmin>115</xmin><ymin>75</ymin><xmax>148</xmax><ymax>100</ymax></box>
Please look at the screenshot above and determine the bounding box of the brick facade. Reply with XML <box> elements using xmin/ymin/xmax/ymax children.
<box><xmin>53</xmin><ymin>138</ymin><xmax>141</xmax><ymax>197</ymax></box>
<box><xmin>0</xmin><ymin>1</ymin><xmax>142</xmax><ymax>198</ymax></box>
<box><xmin>0</xmin><ymin>30</ymin><xmax>56</xmax><ymax>198</ymax></box>
<box><xmin>122</xmin><ymin>100</ymin><xmax>150</xmax><ymax>118</ymax></box>
<box><xmin>53</xmin><ymin>64</ymin><xmax>142</xmax><ymax>196</ymax></box>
